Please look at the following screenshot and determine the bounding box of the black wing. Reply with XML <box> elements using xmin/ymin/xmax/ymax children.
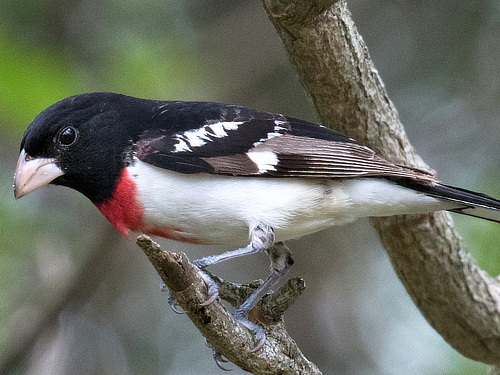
<box><xmin>135</xmin><ymin>101</ymin><xmax>436</xmax><ymax>183</ymax></box>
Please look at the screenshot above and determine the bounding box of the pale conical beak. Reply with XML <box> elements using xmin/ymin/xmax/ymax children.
<box><xmin>14</xmin><ymin>149</ymin><xmax>64</xmax><ymax>199</ymax></box>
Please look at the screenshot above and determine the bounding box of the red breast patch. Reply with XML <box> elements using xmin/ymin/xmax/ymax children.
<box><xmin>95</xmin><ymin>169</ymin><xmax>144</xmax><ymax>236</ymax></box>
<box><xmin>95</xmin><ymin>168</ymin><xmax>210</xmax><ymax>244</ymax></box>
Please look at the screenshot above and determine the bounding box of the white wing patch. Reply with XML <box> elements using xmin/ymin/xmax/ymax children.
<box><xmin>247</xmin><ymin>151</ymin><xmax>279</xmax><ymax>173</ymax></box>
<box><xmin>172</xmin><ymin>121</ymin><xmax>244</xmax><ymax>153</ymax></box>
<box><xmin>251</xmin><ymin>119</ymin><xmax>288</xmax><ymax>148</ymax></box>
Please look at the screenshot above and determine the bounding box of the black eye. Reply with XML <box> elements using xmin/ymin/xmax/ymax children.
<box><xmin>57</xmin><ymin>126</ymin><xmax>78</xmax><ymax>146</ymax></box>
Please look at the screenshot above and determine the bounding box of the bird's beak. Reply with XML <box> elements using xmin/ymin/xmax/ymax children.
<box><xmin>14</xmin><ymin>149</ymin><xmax>64</xmax><ymax>199</ymax></box>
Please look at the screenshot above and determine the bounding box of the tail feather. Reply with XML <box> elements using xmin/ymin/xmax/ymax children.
<box><xmin>402</xmin><ymin>182</ymin><xmax>500</xmax><ymax>223</ymax></box>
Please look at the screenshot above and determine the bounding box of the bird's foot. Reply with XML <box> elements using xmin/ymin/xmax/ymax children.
<box><xmin>160</xmin><ymin>281</ymin><xmax>185</xmax><ymax>314</ymax></box>
<box><xmin>160</xmin><ymin>262</ymin><xmax>220</xmax><ymax>312</ymax></box>
<box><xmin>205</xmin><ymin>339</ymin><xmax>232</xmax><ymax>371</ymax></box>
<box><xmin>234</xmin><ymin>308</ymin><xmax>266</xmax><ymax>352</ymax></box>
<box><xmin>193</xmin><ymin>261</ymin><xmax>220</xmax><ymax>306</ymax></box>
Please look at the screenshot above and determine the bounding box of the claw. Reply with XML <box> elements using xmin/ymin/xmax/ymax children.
<box><xmin>162</xmin><ymin>283</ymin><xmax>185</xmax><ymax>314</ymax></box>
<box><xmin>250</xmin><ymin>328</ymin><xmax>266</xmax><ymax>353</ymax></box>
<box><xmin>204</xmin><ymin>338</ymin><xmax>213</xmax><ymax>348</ymax></box>
<box><xmin>169</xmin><ymin>300</ymin><xmax>185</xmax><ymax>314</ymax></box>
<box><xmin>234</xmin><ymin>312</ymin><xmax>266</xmax><ymax>352</ymax></box>
<box><xmin>195</xmin><ymin>263</ymin><xmax>220</xmax><ymax>307</ymax></box>
<box><xmin>159</xmin><ymin>280</ymin><xmax>169</xmax><ymax>293</ymax></box>
<box><xmin>200</xmin><ymin>290</ymin><xmax>218</xmax><ymax>307</ymax></box>
<box><xmin>160</xmin><ymin>270</ymin><xmax>217</xmax><ymax>312</ymax></box>
<box><xmin>214</xmin><ymin>350</ymin><xmax>232</xmax><ymax>371</ymax></box>
<box><xmin>205</xmin><ymin>339</ymin><xmax>232</xmax><ymax>370</ymax></box>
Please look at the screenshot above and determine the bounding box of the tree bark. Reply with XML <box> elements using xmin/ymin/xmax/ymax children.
<box><xmin>137</xmin><ymin>235</ymin><xmax>322</xmax><ymax>374</ymax></box>
<box><xmin>262</xmin><ymin>0</ymin><xmax>500</xmax><ymax>367</ymax></box>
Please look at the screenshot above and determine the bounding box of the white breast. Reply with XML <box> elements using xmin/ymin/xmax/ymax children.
<box><xmin>127</xmin><ymin>159</ymin><xmax>456</xmax><ymax>245</ymax></box>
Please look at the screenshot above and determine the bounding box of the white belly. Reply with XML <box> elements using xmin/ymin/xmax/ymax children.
<box><xmin>128</xmin><ymin>160</ymin><xmax>454</xmax><ymax>245</ymax></box>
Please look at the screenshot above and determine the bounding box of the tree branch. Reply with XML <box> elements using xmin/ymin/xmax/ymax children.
<box><xmin>262</xmin><ymin>0</ymin><xmax>500</xmax><ymax>366</ymax></box>
<box><xmin>136</xmin><ymin>235</ymin><xmax>321</xmax><ymax>375</ymax></box>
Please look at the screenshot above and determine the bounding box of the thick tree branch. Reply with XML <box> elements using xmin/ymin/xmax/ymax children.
<box><xmin>263</xmin><ymin>0</ymin><xmax>500</xmax><ymax>366</ymax></box>
<box><xmin>137</xmin><ymin>235</ymin><xmax>321</xmax><ymax>375</ymax></box>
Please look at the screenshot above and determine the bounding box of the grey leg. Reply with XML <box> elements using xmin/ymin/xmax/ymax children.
<box><xmin>234</xmin><ymin>242</ymin><xmax>294</xmax><ymax>351</ymax></box>
<box><xmin>188</xmin><ymin>223</ymin><xmax>275</xmax><ymax>309</ymax></box>
<box><xmin>169</xmin><ymin>222</ymin><xmax>292</xmax><ymax>350</ymax></box>
<box><xmin>197</xmin><ymin>224</ymin><xmax>294</xmax><ymax>351</ymax></box>
<box><xmin>192</xmin><ymin>222</ymin><xmax>275</xmax><ymax>269</ymax></box>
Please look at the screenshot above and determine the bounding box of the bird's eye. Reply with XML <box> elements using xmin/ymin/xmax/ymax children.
<box><xmin>57</xmin><ymin>126</ymin><xmax>78</xmax><ymax>146</ymax></box>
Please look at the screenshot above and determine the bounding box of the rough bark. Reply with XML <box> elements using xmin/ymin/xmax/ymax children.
<box><xmin>262</xmin><ymin>0</ymin><xmax>500</xmax><ymax>367</ymax></box>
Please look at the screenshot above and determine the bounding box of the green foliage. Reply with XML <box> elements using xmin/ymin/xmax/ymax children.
<box><xmin>0</xmin><ymin>31</ymin><xmax>80</xmax><ymax>137</ymax></box>
<box><xmin>0</xmin><ymin>0</ymin><xmax>201</xmax><ymax>139</ymax></box>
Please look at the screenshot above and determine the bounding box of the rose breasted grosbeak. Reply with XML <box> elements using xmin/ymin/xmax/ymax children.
<box><xmin>14</xmin><ymin>92</ymin><xmax>500</xmax><ymax>348</ymax></box>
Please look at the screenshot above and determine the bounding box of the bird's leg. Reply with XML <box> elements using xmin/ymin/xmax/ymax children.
<box><xmin>189</xmin><ymin>223</ymin><xmax>275</xmax><ymax>306</ymax></box>
<box><xmin>168</xmin><ymin>223</ymin><xmax>292</xmax><ymax>350</ymax></box>
<box><xmin>164</xmin><ymin>223</ymin><xmax>272</xmax><ymax>312</ymax></box>
<box><xmin>234</xmin><ymin>242</ymin><xmax>294</xmax><ymax>351</ymax></box>
<box><xmin>163</xmin><ymin>241</ymin><xmax>263</xmax><ymax>313</ymax></box>
<box><xmin>197</xmin><ymin>223</ymin><xmax>294</xmax><ymax>351</ymax></box>
<box><xmin>193</xmin><ymin>222</ymin><xmax>276</xmax><ymax>269</ymax></box>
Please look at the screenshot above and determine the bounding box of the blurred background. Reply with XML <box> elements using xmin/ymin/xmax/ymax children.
<box><xmin>1</xmin><ymin>0</ymin><xmax>500</xmax><ymax>374</ymax></box>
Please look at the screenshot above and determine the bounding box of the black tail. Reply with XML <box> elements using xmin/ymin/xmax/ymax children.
<box><xmin>401</xmin><ymin>182</ymin><xmax>500</xmax><ymax>223</ymax></box>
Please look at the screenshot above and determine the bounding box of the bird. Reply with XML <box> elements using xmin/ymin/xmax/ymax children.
<box><xmin>14</xmin><ymin>92</ymin><xmax>500</xmax><ymax>349</ymax></box>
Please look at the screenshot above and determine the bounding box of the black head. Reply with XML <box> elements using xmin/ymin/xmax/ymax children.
<box><xmin>16</xmin><ymin>92</ymin><xmax>155</xmax><ymax>203</ymax></box>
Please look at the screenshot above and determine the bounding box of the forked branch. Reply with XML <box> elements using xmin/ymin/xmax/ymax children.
<box><xmin>137</xmin><ymin>235</ymin><xmax>321</xmax><ymax>374</ymax></box>
<box><xmin>139</xmin><ymin>0</ymin><xmax>500</xmax><ymax>372</ymax></box>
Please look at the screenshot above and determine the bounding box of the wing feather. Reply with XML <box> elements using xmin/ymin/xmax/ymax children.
<box><xmin>134</xmin><ymin>104</ymin><xmax>436</xmax><ymax>184</ymax></box>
